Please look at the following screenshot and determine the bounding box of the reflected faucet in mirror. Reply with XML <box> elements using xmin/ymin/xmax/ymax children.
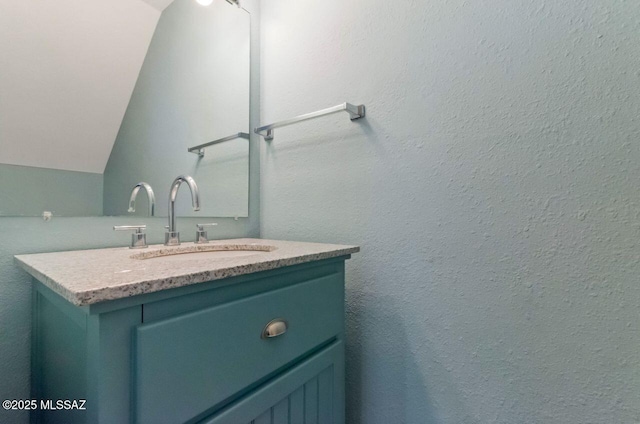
<box><xmin>128</xmin><ymin>182</ymin><xmax>156</xmax><ymax>216</ymax></box>
<box><xmin>165</xmin><ymin>175</ymin><xmax>201</xmax><ymax>246</ymax></box>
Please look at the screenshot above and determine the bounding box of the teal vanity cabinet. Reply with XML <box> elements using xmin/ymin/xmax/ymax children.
<box><xmin>21</xmin><ymin>241</ymin><xmax>356</xmax><ymax>424</ymax></box>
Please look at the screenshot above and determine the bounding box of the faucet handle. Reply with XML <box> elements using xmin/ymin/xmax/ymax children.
<box><xmin>195</xmin><ymin>223</ymin><xmax>218</xmax><ymax>244</ymax></box>
<box><xmin>114</xmin><ymin>225</ymin><xmax>148</xmax><ymax>249</ymax></box>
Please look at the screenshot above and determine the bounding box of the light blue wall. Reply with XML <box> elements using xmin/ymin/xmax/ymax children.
<box><xmin>0</xmin><ymin>164</ymin><xmax>103</xmax><ymax>216</ymax></box>
<box><xmin>260</xmin><ymin>0</ymin><xmax>640</xmax><ymax>422</ymax></box>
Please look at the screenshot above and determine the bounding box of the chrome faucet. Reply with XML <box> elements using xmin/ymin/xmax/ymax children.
<box><xmin>128</xmin><ymin>182</ymin><xmax>156</xmax><ymax>216</ymax></box>
<box><xmin>165</xmin><ymin>175</ymin><xmax>200</xmax><ymax>246</ymax></box>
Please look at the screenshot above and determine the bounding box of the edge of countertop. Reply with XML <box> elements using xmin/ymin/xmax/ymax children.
<box><xmin>14</xmin><ymin>238</ymin><xmax>360</xmax><ymax>307</ymax></box>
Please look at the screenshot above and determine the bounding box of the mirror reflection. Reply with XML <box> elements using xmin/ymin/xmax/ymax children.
<box><xmin>0</xmin><ymin>0</ymin><xmax>250</xmax><ymax>218</ymax></box>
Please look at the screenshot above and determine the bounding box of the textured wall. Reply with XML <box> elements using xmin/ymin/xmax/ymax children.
<box><xmin>260</xmin><ymin>1</ymin><xmax>640</xmax><ymax>422</ymax></box>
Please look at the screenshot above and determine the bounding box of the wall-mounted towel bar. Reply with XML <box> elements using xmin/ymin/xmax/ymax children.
<box><xmin>188</xmin><ymin>132</ymin><xmax>250</xmax><ymax>157</ymax></box>
<box><xmin>254</xmin><ymin>102</ymin><xmax>366</xmax><ymax>141</ymax></box>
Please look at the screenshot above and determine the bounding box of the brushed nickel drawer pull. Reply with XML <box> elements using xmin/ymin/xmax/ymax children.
<box><xmin>261</xmin><ymin>319</ymin><xmax>288</xmax><ymax>339</ymax></box>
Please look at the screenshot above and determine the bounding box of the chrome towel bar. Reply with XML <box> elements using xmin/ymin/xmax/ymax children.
<box><xmin>254</xmin><ymin>102</ymin><xmax>366</xmax><ymax>141</ymax></box>
<box><xmin>188</xmin><ymin>132</ymin><xmax>250</xmax><ymax>157</ymax></box>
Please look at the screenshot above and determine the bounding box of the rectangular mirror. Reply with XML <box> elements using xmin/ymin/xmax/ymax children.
<box><xmin>0</xmin><ymin>0</ymin><xmax>250</xmax><ymax>218</ymax></box>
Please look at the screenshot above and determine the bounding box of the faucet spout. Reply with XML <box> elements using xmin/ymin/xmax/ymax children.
<box><xmin>165</xmin><ymin>175</ymin><xmax>200</xmax><ymax>246</ymax></box>
<box><xmin>128</xmin><ymin>182</ymin><xmax>156</xmax><ymax>216</ymax></box>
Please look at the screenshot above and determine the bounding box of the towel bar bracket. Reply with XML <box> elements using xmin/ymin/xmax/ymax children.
<box><xmin>345</xmin><ymin>103</ymin><xmax>366</xmax><ymax>121</ymax></box>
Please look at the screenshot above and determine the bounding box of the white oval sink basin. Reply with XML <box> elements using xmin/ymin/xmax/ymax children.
<box><xmin>130</xmin><ymin>244</ymin><xmax>277</xmax><ymax>261</ymax></box>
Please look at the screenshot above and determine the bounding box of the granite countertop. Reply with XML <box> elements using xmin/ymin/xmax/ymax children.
<box><xmin>14</xmin><ymin>238</ymin><xmax>359</xmax><ymax>306</ymax></box>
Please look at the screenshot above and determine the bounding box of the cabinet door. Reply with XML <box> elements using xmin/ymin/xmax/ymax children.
<box><xmin>201</xmin><ymin>340</ymin><xmax>344</xmax><ymax>424</ymax></box>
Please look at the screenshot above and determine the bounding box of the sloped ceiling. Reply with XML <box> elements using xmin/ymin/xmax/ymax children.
<box><xmin>140</xmin><ymin>0</ymin><xmax>176</xmax><ymax>11</ymax></box>
<box><xmin>0</xmin><ymin>0</ymin><xmax>162</xmax><ymax>173</ymax></box>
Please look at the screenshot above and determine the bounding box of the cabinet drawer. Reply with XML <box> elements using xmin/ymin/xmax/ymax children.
<box><xmin>133</xmin><ymin>274</ymin><xmax>344</xmax><ymax>424</ymax></box>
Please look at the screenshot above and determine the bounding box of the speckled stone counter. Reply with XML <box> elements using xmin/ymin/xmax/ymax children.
<box><xmin>14</xmin><ymin>238</ymin><xmax>359</xmax><ymax>306</ymax></box>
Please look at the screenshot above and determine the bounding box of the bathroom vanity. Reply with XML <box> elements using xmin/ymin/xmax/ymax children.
<box><xmin>15</xmin><ymin>239</ymin><xmax>358</xmax><ymax>424</ymax></box>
